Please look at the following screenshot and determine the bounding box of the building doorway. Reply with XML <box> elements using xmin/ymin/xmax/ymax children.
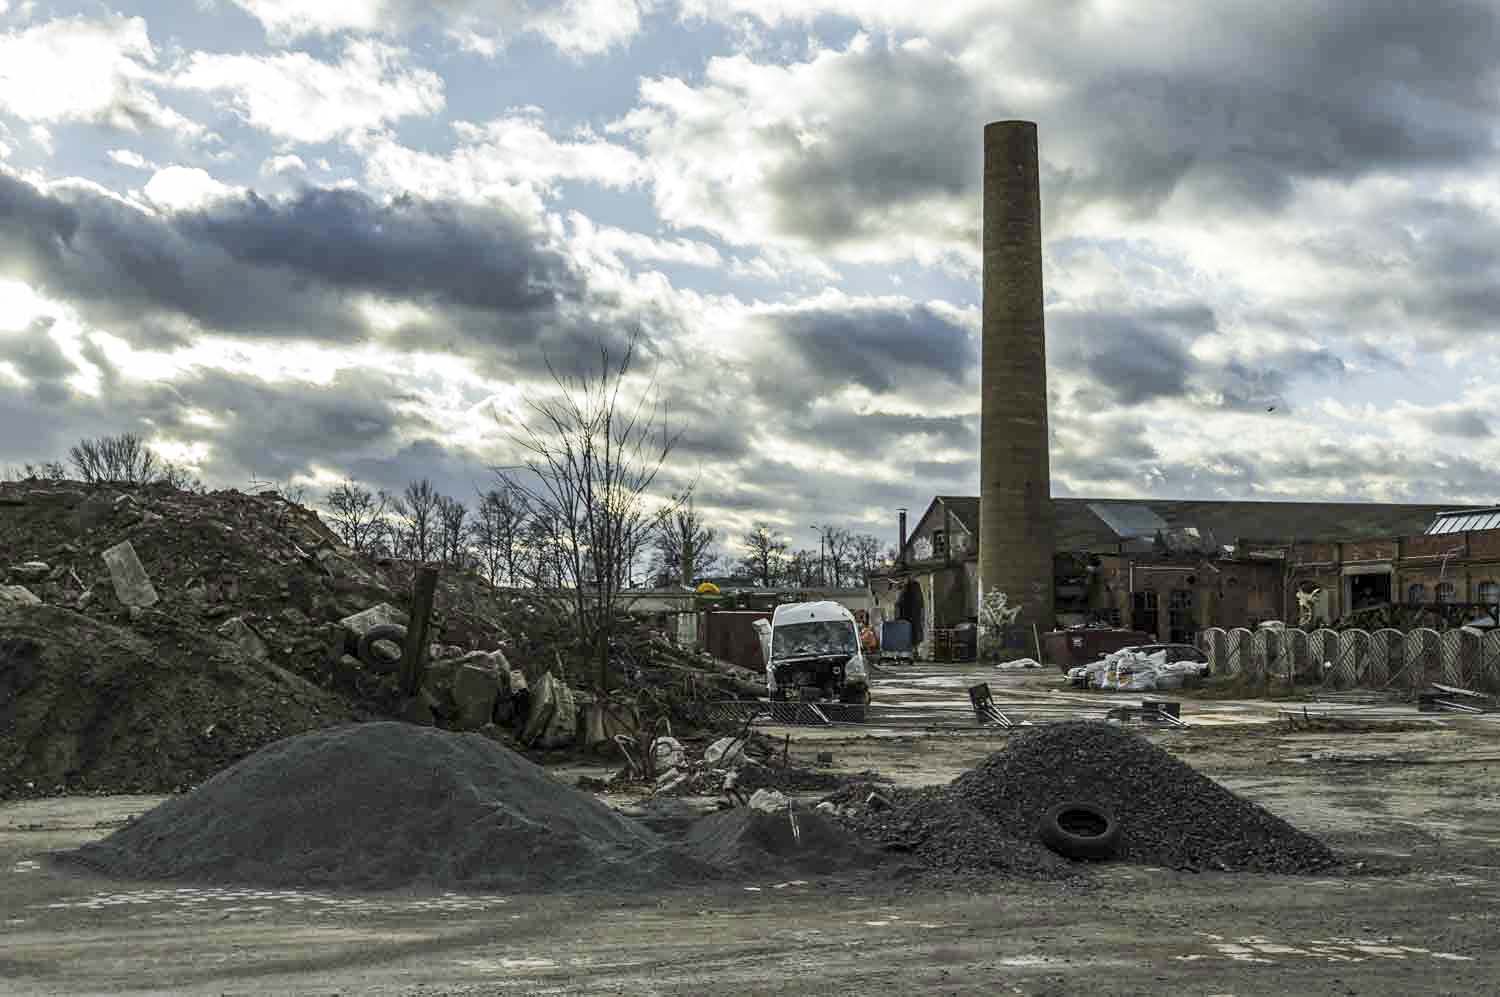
<box><xmin>1132</xmin><ymin>590</ymin><xmax>1159</xmax><ymax>639</ymax></box>
<box><xmin>1347</xmin><ymin>570</ymin><xmax>1392</xmax><ymax>613</ymax></box>
<box><xmin>898</xmin><ymin>580</ymin><xmax>925</xmax><ymax>648</ymax></box>
<box><xmin>1167</xmin><ymin>589</ymin><xmax>1195</xmax><ymax>644</ymax></box>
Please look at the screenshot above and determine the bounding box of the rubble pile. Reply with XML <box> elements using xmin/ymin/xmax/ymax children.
<box><xmin>0</xmin><ymin>478</ymin><xmax>765</xmax><ymax>788</ymax></box>
<box><xmin>58</xmin><ymin>723</ymin><xmax>713</xmax><ymax>892</ymax></box>
<box><xmin>613</xmin><ymin>733</ymin><xmax>874</xmax><ymax>801</ymax></box>
<box><xmin>0</xmin><ymin>606</ymin><xmax>361</xmax><ymax>799</ymax></box>
<box><xmin>951</xmin><ymin>722</ymin><xmax>1338</xmax><ymax>874</ymax></box>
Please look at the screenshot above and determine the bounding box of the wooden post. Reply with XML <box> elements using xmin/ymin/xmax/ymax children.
<box><xmin>402</xmin><ymin>563</ymin><xmax>440</xmax><ymax>698</ymax></box>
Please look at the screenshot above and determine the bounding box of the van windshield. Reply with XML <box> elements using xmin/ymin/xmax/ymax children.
<box><xmin>772</xmin><ymin>620</ymin><xmax>856</xmax><ymax>660</ymax></box>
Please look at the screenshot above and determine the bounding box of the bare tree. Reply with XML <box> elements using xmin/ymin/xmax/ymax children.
<box><xmin>738</xmin><ymin>521</ymin><xmax>787</xmax><ymax>587</ymax></box>
<box><xmin>68</xmin><ymin>433</ymin><xmax>161</xmax><ymax>484</ymax></box>
<box><xmin>850</xmin><ymin>532</ymin><xmax>884</xmax><ymax>585</ymax></box>
<box><xmin>325</xmin><ymin>480</ymin><xmax>388</xmax><ymax>554</ymax></box>
<box><xmin>472</xmin><ymin>486</ymin><xmax>528</xmax><ymax>586</ymax></box>
<box><xmin>390</xmin><ymin>478</ymin><xmax>441</xmax><ymax>562</ymax></box>
<box><xmin>783</xmin><ymin>548</ymin><xmax>819</xmax><ymax>588</ymax></box>
<box><xmin>822</xmin><ymin>526</ymin><xmax>854</xmax><ymax>587</ymax></box>
<box><xmin>652</xmin><ymin>495</ymin><xmax>718</xmax><ymax>586</ymax></box>
<box><xmin>159</xmin><ymin>462</ymin><xmax>205</xmax><ymax>493</ymax></box>
<box><xmin>435</xmin><ymin>494</ymin><xmax>471</xmax><ymax>569</ymax></box>
<box><xmin>494</xmin><ymin>334</ymin><xmax>684</xmax><ymax>689</ymax></box>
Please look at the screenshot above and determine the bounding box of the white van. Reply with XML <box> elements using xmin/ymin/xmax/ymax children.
<box><xmin>764</xmin><ymin>601</ymin><xmax>870</xmax><ymax>709</ymax></box>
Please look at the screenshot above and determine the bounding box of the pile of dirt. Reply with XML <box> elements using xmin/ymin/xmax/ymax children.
<box><xmin>0</xmin><ymin>478</ymin><xmax>763</xmax><ymax>763</ymax></box>
<box><xmin>0</xmin><ymin>606</ymin><xmax>361</xmax><ymax>799</ymax></box>
<box><xmin>684</xmin><ymin>807</ymin><xmax>886</xmax><ymax>876</ymax></box>
<box><xmin>58</xmin><ymin>722</ymin><xmax>712</xmax><ymax>892</ymax></box>
<box><xmin>951</xmin><ymin>722</ymin><xmax>1338</xmax><ymax>874</ymax></box>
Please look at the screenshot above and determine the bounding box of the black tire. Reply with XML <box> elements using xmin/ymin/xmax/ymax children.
<box><xmin>357</xmin><ymin>623</ymin><xmax>407</xmax><ymax>674</ymax></box>
<box><xmin>1037</xmin><ymin>802</ymin><xmax>1120</xmax><ymax>861</ymax></box>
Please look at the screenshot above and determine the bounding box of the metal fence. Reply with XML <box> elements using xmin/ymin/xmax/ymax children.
<box><xmin>1198</xmin><ymin>625</ymin><xmax>1500</xmax><ymax>693</ymax></box>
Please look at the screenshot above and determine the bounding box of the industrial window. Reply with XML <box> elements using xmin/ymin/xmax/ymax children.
<box><xmin>932</xmin><ymin>530</ymin><xmax>947</xmax><ymax>556</ymax></box>
<box><xmin>1478</xmin><ymin>581</ymin><xmax>1499</xmax><ymax>605</ymax></box>
<box><xmin>1408</xmin><ymin>583</ymin><xmax>1428</xmax><ymax>604</ymax></box>
<box><xmin>1436</xmin><ymin>581</ymin><xmax>1455</xmax><ymax>603</ymax></box>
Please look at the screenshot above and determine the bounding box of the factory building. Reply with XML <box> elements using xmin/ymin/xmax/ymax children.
<box><xmin>869</xmin><ymin>497</ymin><xmax>1480</xmax><ymax>657</ymax></box>
<box><xmin>876</xmin><ymin>119</ymin><xmax>1491</xmax><ymax>659</ymax></box>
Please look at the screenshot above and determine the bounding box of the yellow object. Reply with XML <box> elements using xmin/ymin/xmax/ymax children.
<box><xmin>696</xmin><ymin>582</ymin><xmax>721</xmax><ymax>595</ymax></box>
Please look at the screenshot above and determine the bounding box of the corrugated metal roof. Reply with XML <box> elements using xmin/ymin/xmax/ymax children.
<box><xmin>1087</xmin><ymin>502</ymin><xmax>1168</xmax><ymax>539</ymax></box>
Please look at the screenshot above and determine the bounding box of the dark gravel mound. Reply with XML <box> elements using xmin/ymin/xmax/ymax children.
<box><xmin>952</xmin><ymin>722</ymin><xmax>1338</xmax><ymax>874</ymax></box>
<box><xmin>842</xmin><ymin>787</ymin><xmax>1077</xmax><ymax>880</ymax></box>
<box><xmin>58</xmin><ymin>722</ymin><xmax>713</xmax><ymax>892</ymax></box>
<box><xmin>686</xmin><ymin>807</ymin><xmax>886</xmax><ymax>876</ymax></box>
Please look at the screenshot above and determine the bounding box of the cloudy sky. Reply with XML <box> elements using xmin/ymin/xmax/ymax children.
<box><xmin>3</xmin><ymin>1</ymin><xmax>1500</xmax><ymax>555</ymax></box>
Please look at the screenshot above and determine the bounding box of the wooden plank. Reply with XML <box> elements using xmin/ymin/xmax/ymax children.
<box><xmin>401</xmin><ymin>564</ymin><xmax>440</xmax><ymax>698</ymax></box>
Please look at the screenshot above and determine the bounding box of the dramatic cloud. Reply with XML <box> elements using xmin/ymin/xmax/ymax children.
<box><xmin>0</xmin><ymin>14</ymin><xmax>200</xmax><ymax>135</ymax></box>
<box><xmin>173</xmin><ymin>39</ymin><xmax>445</xmax><ymax>144</ymax></box>
<box><xmin>227</xmin><ymin>0</ymin><xmax>650</xmax><ymax>56</ymax></box>
<box><xmin>0</xmin><ymin>168</ymin><xmax>588</xmax><ymax>352</ymax></box>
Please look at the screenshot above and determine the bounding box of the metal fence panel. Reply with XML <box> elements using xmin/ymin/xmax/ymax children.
<box><xmin>1368</xmin><ymin>629</ymin><xmax>1403</xmax><ymax>687</ymax></box>
<box><xmin>1402</xmin><ymin>629</ymin><xmax>1441</xmax><ymax>692</ymax></box>
<box><xmin>1309</xmin><ymin>629</ymin><xmax>1339</xmax><ymax>682</ymax></box>
<box><xmin>1483</xmin><ymin>632</ymin><xmax>1500</xmax><ymax>693</ymax></box>
<box><xmin>1225</xmin><ymin>627</ymin><xmax>1252</xmax><ymax>677</ymax></box>
<box><xmin>1284</xmin><ymin>628</ymin><xmax>1312</xmax><ymax>682</ymax></box>
<box><xmin>1200</xmin><ymin>628</ymin><xmax>1227</xmax><ymax>675</ymax></box>
<box><xmin>1333</xmin><ymin>630</ymin><xmax>1370</xmax><ymax>689</ymax></box>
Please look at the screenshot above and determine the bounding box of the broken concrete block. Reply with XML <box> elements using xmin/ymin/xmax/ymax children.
<box><xmin>101</xmin><ymin>540</ymin><xmax>158</xmax><ymax>608</ymax></box>
<box><xmin>452</xmin><ymin>663</ymin><xmax>502</xmax><ymax>731</ymax></box>
<box><xmin>521</xmin><ymin>673</ymin><xmax>577</xmax><ymax>749</ymax></box>
<box><xmin>748</xmin><ymin>789</ymin><xmax>790</xmax><ymax>813</ymax></box>
<box><xmin>0</xmin><ymin>585</ymin><xmax>42</xmax><ymax>608</ymax></box>
<box><xmin>8</xmin><ymin>562</ymin><xmax>50</xmax><ymax>583</ymax></box>
<box><xmin>652</xmin><ymin>736</ymin><xmax>686</xmax><ymax>773</ymax></box>
<box><xmin>338</xmin><ymin>603</ymin><xmax>408</xmax><ymax>649</ymax></box>
<box><xmin>704</xmin><ymin>736</ymin><xmax>747</xmax><ymax>768</ymax></box>
<box><xmin>216</xmin><ymin>617</ymin><xmax>269</xmax><ymax>661</ymax></box>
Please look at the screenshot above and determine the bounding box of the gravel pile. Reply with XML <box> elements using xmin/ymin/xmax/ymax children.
<box><xmin>58</xmin><ymin>723</ymin><xmax>711</xmax><ymax>892</ymax></box>
<box><xmin>839</xmin><ymin>787</ymin><xmax>1076</xmax><ymax>880</ymax></box>
<box><xmin>685</xmin><ymin>807</ymin><xmax>886</xmax><ymax>876</ymax></box>
<box><xmin>952</xmin><ymin>722</ymin><xmax>1337</xmax><ymax>874</ymax></box>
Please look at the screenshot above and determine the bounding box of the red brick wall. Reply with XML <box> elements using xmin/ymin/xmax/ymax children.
<box><xmin>1342</xmin><ymin>539</ymin><xmax>1397</xmax><ymax>562</ymax></box>
<box><xmin>1402</xmin><ymin>535</ymin><xmax>1464</xmax><ymax>560</ymax></box>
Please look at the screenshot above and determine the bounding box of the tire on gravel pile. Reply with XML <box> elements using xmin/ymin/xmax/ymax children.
<box><xmin>1037</xmin><ymin>802</ymin><xmax>1119</xmax><ymax>861</ymax></box>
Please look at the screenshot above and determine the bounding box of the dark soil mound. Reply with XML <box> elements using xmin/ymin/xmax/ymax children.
<box><xmin>686</xmin><ymin>807</ymin><xmax>886</xmax><ymax>876</ymax></box>
<box><xmin>58</xmin><ymin>722</ymin><xmax>713</xmax><ymax>892</ymax></box>
<box><xmin>0</xmin><ymin>606</ymin><xmax>360</xmax><ymax>799</ymax></box>
<box><xmin>951</xmin><ymin>722</ymin><xmax>1337</xmax><ymax>874</ymax></box>
<box><xmin>843</xmin><ymin>787</ymin><xmax>1076</xmax><ymax>880</ymax></box>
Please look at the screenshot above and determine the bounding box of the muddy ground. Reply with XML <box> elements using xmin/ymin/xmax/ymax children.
<box><xmin>4</xmin><ymin>668</ymin><xmax>1500</xmax><ymax>995</ymax></box>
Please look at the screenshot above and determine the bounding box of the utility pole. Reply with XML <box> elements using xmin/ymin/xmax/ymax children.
<box><xmin>809</xmin><ymin>525</ymin><xmax>825</xmax><ymax>589</ymax></box>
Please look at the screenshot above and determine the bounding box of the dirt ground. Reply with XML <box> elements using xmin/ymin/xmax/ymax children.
<box><xmin>4</xmin><ymin>673</ymin><xmax>1500</xmax><ymax>995</ymax></box>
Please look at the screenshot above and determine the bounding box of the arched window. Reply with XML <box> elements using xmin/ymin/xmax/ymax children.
<box><xmin>1478</xmin><ymin>581</ymin><xmax>1499</xmax><ymax>606</ymax></box>
<box><xmin>1407</xmin><ymin>583</ymin><xmax>1428</xmax><ymax>604</ymax></box>
<box><xmin>1436</xmin><ymin>581</ymin><xmax>1455</xmax><ymax>604</ymax></box>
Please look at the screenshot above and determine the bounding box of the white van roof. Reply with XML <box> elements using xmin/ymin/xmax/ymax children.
<box><xmin>771</xmin><ymin>601</ymin><xmax>855</xmax><ymax>625</ymax></box>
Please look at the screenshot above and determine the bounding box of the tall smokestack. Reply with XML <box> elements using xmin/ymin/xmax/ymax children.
<box><xmin>979</xmin><ymin>120</ymin><xmax>1054</xmax><ymax>632</ymax></box>
<box><xmin>898</xmin><ymin>508</ymin><xmax>908</xmax><ymax>564</ymax></box>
